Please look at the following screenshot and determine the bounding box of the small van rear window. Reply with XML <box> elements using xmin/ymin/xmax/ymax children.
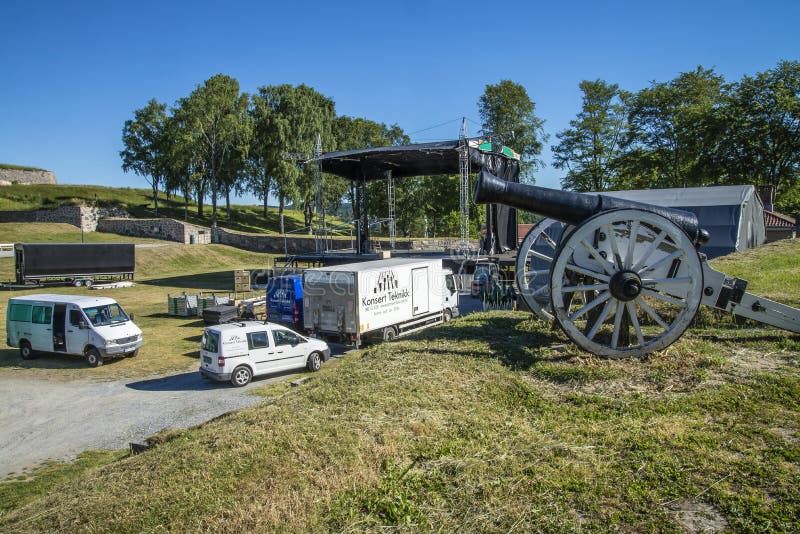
<box><xmin>202</xmin><ymin>331</ymin><xmax>220</xmax><ymax>353</ymax></box>
<box><xmin>9</xmin><ymin>303</ymin><xmax>32</xmax><ymax>322</ymax></box>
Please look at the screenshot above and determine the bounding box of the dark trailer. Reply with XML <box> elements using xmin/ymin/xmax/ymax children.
<box><xmin>15</xmin><ymin>243</ymin><xmax>135</xmax><ymax>287</ymax></box>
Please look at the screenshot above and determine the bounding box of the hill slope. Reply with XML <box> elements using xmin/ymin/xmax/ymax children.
<box><xmin>1</xmin><ymin>240</ymin><xmax>799</xmax><ymax>531</ymax></box>
<box><xmin>0</xmin><ymin>183</ymin><xmax>337</xmax><ymax>234</ymax></box>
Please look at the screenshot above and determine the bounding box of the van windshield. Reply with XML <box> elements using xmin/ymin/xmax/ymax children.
<box><xmin>83</xmin><ymin>304</ymin><xmax>129</xmax><ymax>326</ymax></box>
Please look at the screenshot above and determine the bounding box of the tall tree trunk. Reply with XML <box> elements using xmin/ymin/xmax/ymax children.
<box><xmin>225</xmin><ymin>185</ymin><xmax>231</xmax><ymax>225</ymax></box>
<box><xmin>262</xmin><ymin>175</ymin><xmax>271</xmax><ymax>218</ymax></box>
<box><xmin>211</xmin><ymin>182</ymin><xmax>218</xmax><ymax>227</ymax></box>
<box><xmin>196</xmin><ymin>183</ymin><xmax>205</xmax><ymax>218</ymax></box>
<box><xmin>278</xmin><ymin>194</ymin><xmax>285</xmax><ymax>234</ymax></box>
<box><xmin>152</xmin><ymin>183</ymin><xmax>159</xmax><ymax>217</ymax></box>
<box><xmin>182</xmin><ymin>184</ymin><xmax>190</xmax><ymax>220</ymax></box>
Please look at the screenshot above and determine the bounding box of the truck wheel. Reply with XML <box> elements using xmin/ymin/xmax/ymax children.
<box><xmin>230</xmin><ymin>365</ymin><xmax>252</xmax><ymax>387</ymax></box>
<box><xmin>382</xmin><ymin>327</ymin><xmax>397</xmax><ymax>342</ymax></box>
<box><xmin>73</xmin><ymin>279</ymin><xmax>84</xmax><ymax>287</ymax></box>
<box><xmin>306</xmin><ymin>352</ymin><xmax>322</xmax><ymax>372</ymax></box>
<box><xmin>443</xmin><ymin>309</ymin><xmax>452</xmax><ymax>322</ymax></box>
<box><xmin>86</xmin><ymin>348</ymin><xmax>103</xmax><ymax>367</ymax></box>
<box><xmin>20</xmin><ymin>341</ymin><xmax>34</xmax><ymax>360</ymax></box>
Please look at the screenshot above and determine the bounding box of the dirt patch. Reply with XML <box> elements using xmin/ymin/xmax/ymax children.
<box><xmin>669</xmin><ymin>501</ymin><xmax>729</xmax><ymax>533</ymax></box>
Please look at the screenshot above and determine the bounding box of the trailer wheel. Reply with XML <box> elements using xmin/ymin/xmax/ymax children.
<box><xmin>73</xmin><ymin>279</ymin><xmax>84</xmax><ymax>287</ymax></box>
<box><xmin>443</xmin><ymin>309</ymin><xmax>452</xmax><ymax>323</ymax></box>
<box><xmin>20</xmin><ymin>341</ymin><xmax>34</xmax><ymax>360</ymax></box>
<box><xmin>84</xmin><ymin>279</ymin><xmax>93</xmax><ymax>288</ymax></box>
<box><xmin>382</xmin><ymin>327</ymin><xmax>397</xmax><ymax>342</ymax></box>
<box><xmin>86</xmin><ymin>348</ymin><xmax>103</xmax><ymax>367</ymax></box>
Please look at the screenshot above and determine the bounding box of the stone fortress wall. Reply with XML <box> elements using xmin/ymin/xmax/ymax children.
<box><xmin>0</xmin><ymin>168</ymin><xmax>57</xmax><ymax>185</ymax></box>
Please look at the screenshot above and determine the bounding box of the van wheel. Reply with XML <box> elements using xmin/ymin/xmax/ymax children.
<box><xmin>73</xmin><ymin>279</ymin><xmax>84</xmax><ymax>287</ymax></box>
<box><xmin>20</xmin><ymin>341</ymin><xmax>34</xmax><ymax>360</ymax></box>
<box><xmin>382</xmin><ymin>327</ymin><xmax>397</xmax><ymax>342</ymax></box>
<box><xmin>230</xmin><ymin>366</ymin><xmax>252</xmax><ymax>387</ymax></box>
<box><xmin>86</xmin><ymin>348</ymin><xmax>103</xmax><ymax>367</ymax></box>
<box><xmin>306</xmin><ymin>352</ymin><xmax>322</xmax><ymax>372</ymax></box>
<box><xmin>127</xmin><ymin>349</ymin><xmax>139</xmax><ymax>358</ymax></box>
<box><xmin>443</xmin><ymin>309</ymin><xmax>452</xmax><ymax>322</ymax></box>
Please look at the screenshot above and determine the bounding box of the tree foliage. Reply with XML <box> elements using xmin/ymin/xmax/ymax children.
<box><xmin>120</xmin><ymin>98</ymin><xmax>169</xmax><ymax>215</ymax></box>
<box><xmin>552</xmin><ymin>80</ymin><xmax>626</xmax><ymax>192</ymax></box>
<box><xmin>478</xmin><ymin>80</ymin><xmax>547</xmax><ymax>180</ymax></box>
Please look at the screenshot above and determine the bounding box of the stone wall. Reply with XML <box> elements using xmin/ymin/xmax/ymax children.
<box><xmin>0</xmin><ymin>205</ymin><xmax>129</xmax><ymax>232</ymax></box>
<box><xmin>0</xmin><ymin>168</ymin><xmax>57</xmax><ymax>185</ymax></box>
<box><xmin>97</xmin><ymin>217</ymin><xmax>211</xmax><ymax>244</ymax></box>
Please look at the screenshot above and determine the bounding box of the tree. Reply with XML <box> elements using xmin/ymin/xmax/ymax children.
<box><xmin>253</xmin><ymin>84</ymin><xmax>335</xmax><ymax>233</ymax></box>
<box><xmin>552</xmin><ymin>80</ymin><xmax>627</xmax><ymax>192</ymax></box>
<box><xmin>715</xmin><ymin>60</ymin><xmax>800</xmax><ymax>193</ymax></box>
<box><xmin>120</xmin><ymin>99</ymin><xmax>169</xmax><ymax>216</ymax></box>
<box><xmin>478</xmin><ymin>80</ymin><xmax>547</xmax><ymax>180</ymax></box>
<box><xmin>180</xmin><ymin>74</ymin><xmax>246</xmax><ymax>226</ymax></box>
<box><xmin>621</xmin><ymin>67</ymin><xmax>725</xmax><ymax>189</ymax></box>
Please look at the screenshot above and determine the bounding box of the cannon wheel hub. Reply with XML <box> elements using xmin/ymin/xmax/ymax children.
<box><xmin>609</xmin><ymin>270</ymin><xmax>642</xmax><ymax>302</ymax></box>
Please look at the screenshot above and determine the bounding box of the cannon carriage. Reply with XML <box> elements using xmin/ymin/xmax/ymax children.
<box><xmin>474</xmin><ymin>171</ymin><xmax>800</xmax><ymax>358</ymax></box>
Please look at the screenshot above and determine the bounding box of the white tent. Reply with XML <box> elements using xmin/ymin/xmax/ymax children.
<box><xmin>605</xmin><ymin>185</ymin><xmax>765</xmax><ymax>259</ymax></box>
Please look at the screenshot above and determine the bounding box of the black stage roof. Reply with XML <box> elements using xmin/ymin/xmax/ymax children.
<box><xmin>314</xmin><ymin>140</ymin><xmax>521</xmax><ymax>181</ymax></box>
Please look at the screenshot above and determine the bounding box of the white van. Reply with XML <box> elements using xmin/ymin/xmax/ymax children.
<box><xmin>199</xmin><ymin>321</ymin><xmax>331</xmax><ymax>387</ymax></box>
<box><xmin>6</xmin><ymin>294</ymin><xmax>143</xmax><ymax>367</ymax></box>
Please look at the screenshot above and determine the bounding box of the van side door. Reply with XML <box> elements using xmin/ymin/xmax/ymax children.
<box><xmin>246</xmin><ymin>330</ymin><xmax>276</xmax><ymax>375</ymax></box>
<box><xmin>66</xmin><ymin>307</ymin><xmax>89</xmax><ymax>355</ymax></box>
<box><xmin>29</xmin><ymin>304</ymin><xmax>53</xmax><ymax>352</ymax></box>
<box><xmin>270</xmin><ymin>328</ymin><xmax>307</xmax><ymax>370</ymax></box>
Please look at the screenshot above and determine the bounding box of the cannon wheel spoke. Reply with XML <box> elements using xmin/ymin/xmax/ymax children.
<box><xmin>550</xmin><ymin>209</ymin><xmax>703</xmax><ymax>359</ymax></box>
<box><xmin>515</xmin><ymin>219</ymin><xmax>570</xmax><ymax>322</ymax></box>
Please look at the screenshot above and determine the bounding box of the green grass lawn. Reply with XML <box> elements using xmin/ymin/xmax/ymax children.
<box><xmin>0</xmin><ymin>239</ymin><xmax>798</xmax><ymax>531</ymax></box>
<box><xmin>0</xmin><ymin>183</ymin><xmax>345</xmax><ymax>234</ymax></box>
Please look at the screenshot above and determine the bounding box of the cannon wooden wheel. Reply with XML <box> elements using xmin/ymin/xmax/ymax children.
<box><xmin>549</xmin><ymin>209</ymin><xmax>703</xmax><ymax>358</ymax></box>
<box><xmin>515</xmin><ymin>218</ymin><xmax>569</xmax><ymax>322</ymax></box>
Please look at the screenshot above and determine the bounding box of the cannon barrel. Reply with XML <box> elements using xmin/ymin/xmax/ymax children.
<box><xmin>474</xmin><ymin>170</ymin><xmax>709</xmax><ymax>244</ymax></box>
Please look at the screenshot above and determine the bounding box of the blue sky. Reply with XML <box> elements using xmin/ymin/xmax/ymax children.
<box><xmin>1</xmin><ymin>0</ymin><xmax>798</xmax><ymax>202</ymax></box>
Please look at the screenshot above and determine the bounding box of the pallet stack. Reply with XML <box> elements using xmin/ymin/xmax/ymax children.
<box><xmin>234</xmin><ymin>270</ymin><xmax>251</xmax><ymax>292</ymax></box>
<box><xmin>167</xmin><ymin>294</ymin><xmax>198</xmax><ymax>317</ymax></box>
<box><xmin>197</xmin><ymin>293</ymin><xmax>228</xmax><ymax>317</ymax></box>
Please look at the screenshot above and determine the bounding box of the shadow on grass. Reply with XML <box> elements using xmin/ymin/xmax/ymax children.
<box><xmin>0</xmin><ymin>348</ymin><xmax>127</xmax><ymax>370</ymax></box>
<box><xmin>141</xmin><ymin>271</ymin><xmax>233</xmax><ymax>291</ymax></box>
<box><xmin>409</xmin><ymin>313</ymin><xmax>565</xmax><ymax>371</ymax></box>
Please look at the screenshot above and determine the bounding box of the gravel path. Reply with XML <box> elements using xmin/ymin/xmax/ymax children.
<box><xmin>0</xmin><ymin>369</ymin><xmax>272</xmax><ymax>478</ymax></box>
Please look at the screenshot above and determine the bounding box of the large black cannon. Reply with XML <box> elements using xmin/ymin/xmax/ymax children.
<box><xmin>474</xmin><ymin>170</ymin><xmax>800</xmax><ymax>358</ymax></box>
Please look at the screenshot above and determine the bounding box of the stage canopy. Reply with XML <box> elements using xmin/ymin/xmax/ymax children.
<box><xmin>314</xmin><ymin>139</ymin><xmax>521</xmax><ymax>181</ymax></box>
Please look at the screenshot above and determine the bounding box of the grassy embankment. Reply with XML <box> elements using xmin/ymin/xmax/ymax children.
<box><xmin>0</xmin><ymin>239</ymin><xmax>798</xmax><ymax>531</ymax></box>
<box><xmin>0</xmin><ymin>183</ymin><xmax>335</xmax><ymax>235</ymax></box>
<box><xmin>0</xmin><ymin>222</ymin><xmax>278</xmax><ymax>379</ymax></box>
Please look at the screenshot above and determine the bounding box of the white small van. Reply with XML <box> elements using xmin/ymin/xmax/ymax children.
<box><xmin>199</xmin><ymin>321</ymin><xmax>331</xmax><ymax>387</ymax></box>
<box><xmin>6</xmin><ymin>294</ymin><xmax>143</xmax><ymax>367</ymax></box>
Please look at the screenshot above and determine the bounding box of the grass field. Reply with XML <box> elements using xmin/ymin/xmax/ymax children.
<box><xmin>0</xmin><ymin>238</ymin><xmax>798</xmax><ymax>531</ymax></box>
<box><xmin>0</xmin><ymin>183</ymin><xmax>340</xmax><ymax>234</ymax></box>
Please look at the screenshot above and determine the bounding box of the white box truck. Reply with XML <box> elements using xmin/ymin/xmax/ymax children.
<box><xmin>6</xmin><ymin>294</ymin><xmax>143</xmax><ymax>366</ymax></box>
<box><xmin>303</xmin><ymin>258</ymin><xmax>459</xmax><ymax>346</ymax></box>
